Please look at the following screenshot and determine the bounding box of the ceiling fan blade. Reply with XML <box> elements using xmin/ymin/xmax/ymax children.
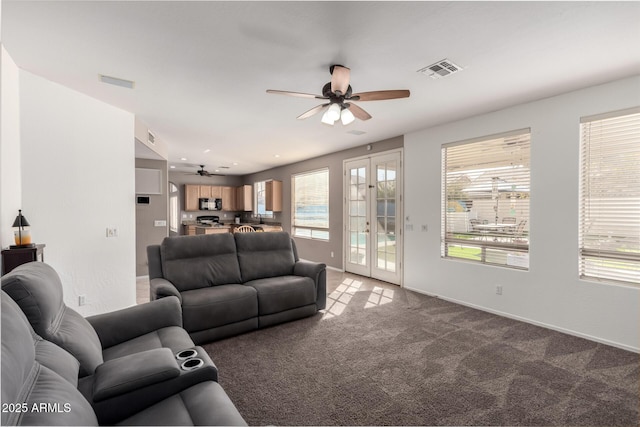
<box><xmin>297</xmin><ymin>103</ymin><xmax>330</xmax><ymax>120</ymax></box>
<box><xmin>346</xmin><ymin>103</ymin><xmax>372</xmax><ymax>121</ymax></box>
<box><xmin>330</xmin><ymin>65</ymin><xmax>350</xmax><ymax>95</ymax></box>
<box><xmin>350</xmin><ymin>90</ymin><xmax>410</xmax><ymax>101</ymax></box>
<box><xmin>266</xmin><ymin>89</ymin><xmax>326</xmax><ymax>99</ymax></box>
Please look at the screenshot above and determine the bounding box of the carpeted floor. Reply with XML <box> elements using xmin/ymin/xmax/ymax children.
<box><xmin>202</xmin><ymin>273</ymin><xmax>639</xmax><ymax>426</ymax></box>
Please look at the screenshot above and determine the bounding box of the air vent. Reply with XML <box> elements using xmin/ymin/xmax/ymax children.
<box><xmin>347</xmin><ymin>130</ymin><xmax>366</xmax><ymax>136</ymax></box>
<box><xmin>99</xmin><ymin>74</ymin><xmax>135</xmax><ymax>89</ymax></box>
<box><xmin>147</xmin><ymin>131</ymin><xmax>155</xmax><ymax>145</ymax></box>
<box><xmin>417</xmin><ymin>59</ymin><xmax>462</xmax><ymax>79</ymax></box>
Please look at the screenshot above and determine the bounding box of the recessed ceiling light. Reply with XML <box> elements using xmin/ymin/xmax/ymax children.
<box><xmin>274</xmin><ymin>154</ymin><xmax>280</xmax><ymax>158</ymax></box>
<box><xmin>170</xmin><ymin>165</ymin><xmax>176</xmax><ymax>169</ymax></box>
<box><xmin>203</xmin><ymin>149</ymin><xmax>211</xmax><ymax>153</ymax></box>
<box><xmin>180</xmin><ymin>157</ymin><xmax>187</xmax><ymax>161</ymax></box>
<box><xmin>98</xmin><ymin>74</ymin><xmax>135</xmax><ymax>89</ymax></box>
<box><xmin>233</xmin><ymin>162</ymin><xmax>239</xmax><ymax>166</ymax></box>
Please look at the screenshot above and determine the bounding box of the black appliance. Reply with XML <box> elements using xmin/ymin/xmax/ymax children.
<box><xmin>196</xmin><ymin>215</ymin><xmax>220</xmax><ymax>226</ymax></box>
<box><xmin>199</xmin><ymin>198</ymin><xmax>222</xmax><ymax>211</ymax></box>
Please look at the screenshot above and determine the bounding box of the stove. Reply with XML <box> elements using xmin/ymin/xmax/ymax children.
<box><xmin>196</xmin><ymin>215</ymin><xmax>220</xmax><ymax>225</ymax></box>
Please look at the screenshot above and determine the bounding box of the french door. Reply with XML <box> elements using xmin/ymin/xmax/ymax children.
<box><xmin>344</xmin><ymin>150</ymin><xmax>402</xmax><ymax>285</ymax></box>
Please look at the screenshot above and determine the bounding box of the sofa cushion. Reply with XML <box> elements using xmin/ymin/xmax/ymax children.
<box><xmin>246</xmin><ymin>276</ymin><xmax>316</xmax><ymax>315</ymax></box>
<box><xmin>118</xmin><ymin>381</ymin><xmax>247</xmax><ymax>426</ymax></box>
<box><xmin>1</xmin><ymin>263</ymin><xmax>104</xmax><ymax>377</ymax></box>
<box><xmin>235</xmin><ymin>232</ymin><xmax>295</xmax><ymax>282</ymax></box>
<box><xmin>101</xmin><ymin>326</ymin><xmax>194</xmax><ymax>362</ymax></box>
<box><xmin>1</xmin><ymin>292</ymin><xmax>98</xmax><ymax>427</ymax></box>
<box><xmin>181</xmin><ymin>284</ymin><xmax>258</xmax><ymax>332</ymax></box>
<box><xmin>160</xmin><ymin>234</ymin><xmax>242</xmax><ymax>292</ymax></box>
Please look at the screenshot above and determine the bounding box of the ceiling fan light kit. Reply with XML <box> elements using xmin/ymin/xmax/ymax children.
<box><xmin>267</xmin><ymin>64</ymin><xmax>410</xmax><ymax>126</ymax></box>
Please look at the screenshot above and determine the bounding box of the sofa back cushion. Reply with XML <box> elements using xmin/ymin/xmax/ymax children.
<box><xmin>1</xmin><ymin>263</ymin><xmax>104</xmax><ymax>377</ymax></box>
<box><xmin>1</xmin><ymin>292</ymin><xmax>98</xmax><ymax>426</ymax></box>
<box><xmin>235</xmin><ymin>232</ymin><xmax>295</xmax><ymax>282</ymax></box>
<box><xmin>160</xmin><ymin>233</ymin><xmax>242</xmax><ymax>291</ymax></box>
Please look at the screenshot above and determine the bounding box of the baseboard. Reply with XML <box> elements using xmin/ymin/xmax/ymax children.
<box><xmin>404</xmin><ymin>285</ymin><xmax>639</xmax><ymax>354</ymax></box>
<box><xmin>136</xmin><ymin>275</ymin><xmax>149</xmax><ymax>280</ymax></box>
<box><xmin>326</xmin><ymin>265</ymin><xmax>344</xmax><ymax>272</ymax></box>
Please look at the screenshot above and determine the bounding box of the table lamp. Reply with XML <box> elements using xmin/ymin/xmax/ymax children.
<box><xmin>11</xmin><ymin>209</ymin><xmax>35</xmax><ymax>248</ymax></box>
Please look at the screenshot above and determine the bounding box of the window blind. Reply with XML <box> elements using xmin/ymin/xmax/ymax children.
<box><xmin>441</xmin><ymin>129</ymin><xmax>531</xmax><ymax>269</ymax></box>
<box><xmin>292</xmin><ymin>168</ymin><xmax>329</xmax><ymax>240</ymax></box>
<box><xmin>579</xmin><ymin>107</ymin><xmax>640</xmax><ymax>285</ymax></box>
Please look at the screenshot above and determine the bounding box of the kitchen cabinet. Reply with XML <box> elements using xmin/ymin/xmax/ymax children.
<box><xmin>221</xmin><ymin>186</ymin><xmax>236</xmax><ymax>211</ymax></box>
<box><xmin>265</xmin><ymin>180</ymin><xmax>283</xmax><ymax>212</ymax></box>
<box><xmin>195</xmin><ymin>226</ymin><xmax>231</xmax><ymax>235</ymax></box>
<box><xmin>209</xmin><ymin>186</ymin><xmax>222</xmax><ymax>199</ymax></box>
<box><xmin>183</xmin><ymin>224</ymin><xmax>197</xmax><ymax>235</ymax></box>
<box><xmin>185</xmin><ymin>185</ymin><xmax>200</xmax><ymax>211</ymax></box>
<box><xmin>236</xmin><ymin>185</ymin><xmax>253</xmax><ymax>211</ymax></box>
<box><xmin>199</xmin><ymin>185</ymin><xmax>212</xmax><ymax>199</ymax></box>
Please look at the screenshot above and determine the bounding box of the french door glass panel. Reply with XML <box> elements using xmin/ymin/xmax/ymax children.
<box><xmin>344</xmin><ymin>151</ymin><xmax>402</xmax><ymax>284</ymax></box>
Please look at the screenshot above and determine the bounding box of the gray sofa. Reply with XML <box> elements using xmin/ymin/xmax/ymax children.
<box><xmin>147</xmin><ymin>231</ymin><xmax>326</xmax><ymax>344</ymax></box>
<box><xmin>1</xmin><ymin>272</ymin><xmax>246</xmax><ymax>425</ymax></box>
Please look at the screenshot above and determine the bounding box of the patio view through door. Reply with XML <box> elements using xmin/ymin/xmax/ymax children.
<box><xmin>344</xmin><ymin>150</ymin><xmax>402</xmax><ymax>285</ymax></box>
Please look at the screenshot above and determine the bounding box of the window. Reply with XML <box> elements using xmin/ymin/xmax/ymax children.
<box><xmin>579</xmin><ymin>107</ymin><xmax>640</xmax><ymax>286</ymax></box>
<box><xmin>254</xmin><ymin>181</ymin><xmax>273</xmax><ymax>218</ymax></box>
<box><xmin>442</xmin><ymin>129</ymin><xmax>531</xmax><ymax>269</ymax></box>
<box><xmin>292</xmin><ymin>168</ymin><xmax>329</xmax><ymax>240</ymax></box>
<box><xmin>169</xmin><ymin>182</ymin><xmax>179</xmax><ymax>233</ymax></box>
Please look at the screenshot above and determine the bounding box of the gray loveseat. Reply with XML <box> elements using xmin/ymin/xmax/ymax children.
<box><xmin>1</xmin><ymin>264</ymin><xmax>246</xmax><ymax>426</ymax></box>
<box><xmin>147</xmin><ymin>232</ymin><xmax>326</xmax><ymax>344</ymax></box>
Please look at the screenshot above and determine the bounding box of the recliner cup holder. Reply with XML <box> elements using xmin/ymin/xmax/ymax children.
<box><xmin>180</xmin><ymin>358</ymin><xmax>204</xmax><ymax>371</ymax></box>
<box><xmin>176</xmin><ymin>349</ymin><xmax>198</xmax><ymax>360</ymax></box>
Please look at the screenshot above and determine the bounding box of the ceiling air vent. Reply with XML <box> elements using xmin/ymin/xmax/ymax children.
<box><xmin>417</xmin><ymin>59</ymin><xmax>462</xmax><ymax>79</ymax></box>
<box><xmin>147</xmin><ymin>130</ymin><xmax>155</xmax><ymax>145</ymax></box>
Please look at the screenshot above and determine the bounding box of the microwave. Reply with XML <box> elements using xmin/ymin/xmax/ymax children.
<box><xmin>199</xmin><ymin>198</ymin><xmax>222</xmax><ymax>211</ymax></box>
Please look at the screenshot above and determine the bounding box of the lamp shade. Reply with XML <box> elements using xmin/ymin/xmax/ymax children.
<box><xmin>327</xmin><ymin>104</ymin><xmax>341</xmax><ymax>121</ymax></box>
<box><xmin>341</xmin><ymin>108</ymin><xmax>355</xmax><ymax>125</ymax></box>
<box><xmin>321</xmin><ymin>110</ymin><xmax>335</xmax><ymax>125</ymax></box>
<box><xmin>12</xmin><ymin>210</ymin><xmax>30</xmax><ymax>228</ymax></box>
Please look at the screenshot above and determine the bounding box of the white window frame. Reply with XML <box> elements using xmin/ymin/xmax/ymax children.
<box><xmin>441</xmin><ymin>129</ymin><xmax>531</xmax><ymax>270</ymax></box>
<box><xmin>291</xmin><ymin>168</ymin><xmax>330</xmax><ymax>241</ymax></box>
<box><xmin>579</xmin><ymin>107</ymin><xmax>640</xmax><ymax>286</ymax></box>
<box><xmin>253</xmin><ymin>180</ymin><xmax>274</xmax><ymax>219</ymax></box>
<box><xmin>169</xmin><ymin>182</ymin><xmax>179</xmax><ymax>233</ymax></box>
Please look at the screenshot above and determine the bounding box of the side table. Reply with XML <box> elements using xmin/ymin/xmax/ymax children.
<box><xmin>1</xmin><ymin>244</ymin><xmax>46</xmax><ymax>275</ymax></box>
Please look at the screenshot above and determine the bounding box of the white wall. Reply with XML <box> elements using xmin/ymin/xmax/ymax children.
<box><xmin>0</xmin><ymin>45</ymin><xmax>21</xmax><ymax>251</ymax></box>
<box><xmin>19</xmin><ymin>70</ymin><xmax>136</xmax><ymax>315</ymax></box>
<box><xmin>404</xmin><ymin>75</ymin><xmax>640</xmax><ymax>352</ymax></box>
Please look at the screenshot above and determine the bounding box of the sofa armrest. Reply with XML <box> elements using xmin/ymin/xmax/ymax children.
<box><xmin>86</xmin><ymin>296</ymin><xmax>183</xmax><ymax>349</ymax></box>
<box><xmin>92</xmin><ymin>348</ymin><xmax>180</xmax><ymax>402</ymax></box>
<box><xmin>294</xmin><ymin>260</ymin><xmax>327</xmax><ymax>310</ymax></box>
<box><xmin>150</xmin><ymin>277</ymin><xmax>183</xmax><ymax>303</ymax></box>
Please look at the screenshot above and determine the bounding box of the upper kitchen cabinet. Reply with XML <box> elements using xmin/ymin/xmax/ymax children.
<box><xmin>221</xmin><ymin>186</ymin><xmax>236</xmax><ymax>211</ymax></box>
<box><xmin>265</xmin><ymin>180</ymin><xmax>283</xmax><ymax>212</ymax></box>
<box><xmin>185</xmin><ymin>184</ymin><xmax>200</xmax><ymax>211</ymax></box>
<box><xmin>236</xmin><ymin>185</ymin><xmax>253</xmax><ymax>211</ymax></box>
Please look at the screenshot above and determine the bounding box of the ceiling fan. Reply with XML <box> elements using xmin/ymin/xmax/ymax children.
<box><xmin>185</xmin><ymin>165</ymin><xmax>225</xmax><ymax>177</ymax></box>
<box><xmin>266</xmin><ymin>65</ymin><xmax>410</xmax><ymax>125</ymax></box>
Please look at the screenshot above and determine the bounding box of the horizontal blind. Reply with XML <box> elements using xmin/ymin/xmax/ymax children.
<box><xmin>292</xmin><ymin>168</ymin><xmax>329</xmax><ymax>238</ymax></box>
<box><xmin>442</xmin><ymin>130</ymin><xmax>531</xmax><ymax>269</ymax></box>
<box><xmin>579</xmin><ymin>108</ymin><xmax>640</xmax><ymax>285</ymax></box>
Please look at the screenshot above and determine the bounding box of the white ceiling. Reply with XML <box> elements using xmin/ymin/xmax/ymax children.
<box><xmin>3</xmin><ymin>1</ymin><xmax>639</xmax><ymax>175</ymax></box>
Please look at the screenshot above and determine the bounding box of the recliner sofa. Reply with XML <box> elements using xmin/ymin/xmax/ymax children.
<box><xmin>1</xmin><ymin>263</ymin><xmax>247</xmax><ymax>426</ymax></box>
<box><xmin>147</xmin><ymin>231</ymin><xmax>326</xmax><ymax>344</ymax></box>
<box><xmin>1</xmin><ymin>291</ymin><xmax>247</xmax><ymax>426</ymax></box>
<box><xmin>1</xmin><ymin>262</ymin><xmax>193</xmax><ymax>377</ymax></box>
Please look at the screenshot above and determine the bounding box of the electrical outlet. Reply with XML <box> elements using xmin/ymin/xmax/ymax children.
<box><xmin>495</xmin><ymin>285</ymin><xmax>503</xmax><ymax>295</ymax></box>
<box><xmin>106</xmin><ymin>227</ymin><xmax>118</xmax><ymax>238</ymax></box>
<box><xmin>331</xmin><ymin>251</ymin><xmax>334</xmax><ymax>258</ymax></box>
